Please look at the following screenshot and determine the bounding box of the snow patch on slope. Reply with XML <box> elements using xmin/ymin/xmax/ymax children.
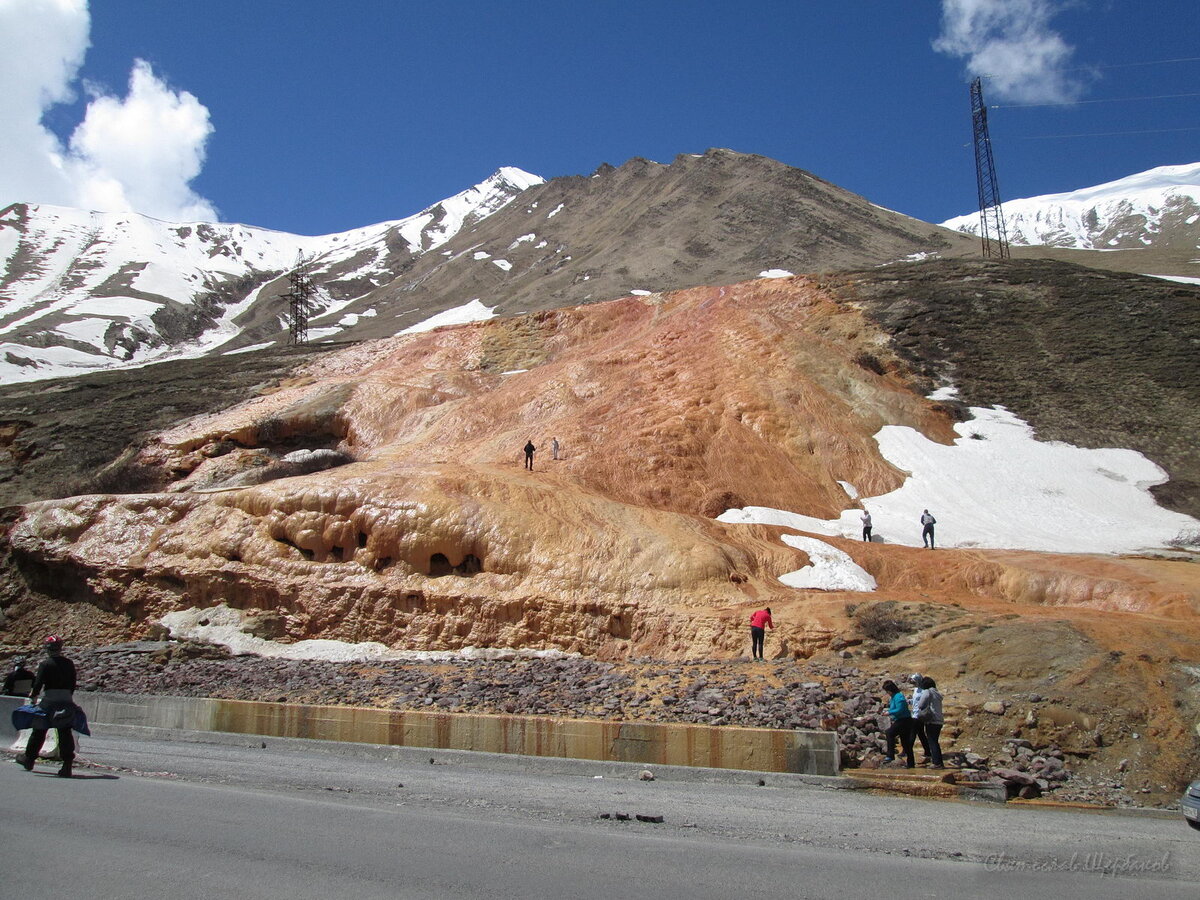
<box><xmin>778</xmin><ymin>535</ymin><xmax>877</xmax><ymax>591</ymax></box>
<box><xmin>400</xmin><ymin>298</ymin><xmax>496</xmax><ymax>334</ymax></box>
<box><xmin>160</xmin><ymin>604</ymin><xmax>572</xmax><ymax>662</ymax></box>
<box><xmin>720</xmin><ymin>406</ymin><xmax>1199</xmax><ymax>556</ymax></box>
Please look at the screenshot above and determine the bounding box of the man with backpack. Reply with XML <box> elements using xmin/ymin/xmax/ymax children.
<box><xmin>920</xmin><ymin>509</ymin><xmax>937</xmax><ymax>549</ymax></box>
<box><xmin>15</xmin><ymin>635</ymin><xmax>78</xmax><ymax>778</ymax></box>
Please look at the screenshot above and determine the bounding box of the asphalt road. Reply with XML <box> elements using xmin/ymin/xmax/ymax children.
<box><xmin>0</xmin><ymin>732</ymin><xmax>1195</xmax><ymax>899</ymax></box>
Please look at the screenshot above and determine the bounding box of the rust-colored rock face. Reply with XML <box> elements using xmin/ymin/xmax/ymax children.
<box><xmin>7</xmin><ymin>277</ymin><xmax>1199</xmax><ymax>673</ymax></box>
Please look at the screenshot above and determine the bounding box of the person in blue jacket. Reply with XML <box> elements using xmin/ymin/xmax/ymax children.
<box><xmin>882</xmin><ymin>679</ymin><xmax>916</xmax><ymax>768</ymax></box>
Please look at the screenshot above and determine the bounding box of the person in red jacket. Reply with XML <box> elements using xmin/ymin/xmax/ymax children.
<box><xmin>749</xmin><ymin>607</ymin><xmax>773</xmax><ymax>660</ymax></box>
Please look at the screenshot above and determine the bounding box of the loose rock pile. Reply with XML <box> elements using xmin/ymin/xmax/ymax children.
<box><xmin>950</xmin><ymin>738</ymin><xmax>1071</xmax><ymax>800</ymax></box>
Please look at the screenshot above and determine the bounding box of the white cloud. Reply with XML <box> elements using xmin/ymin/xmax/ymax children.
<box><xmin>0</xmin><ymin>0</ymin><xmax>90</xmax><ymax>207</ymax></box>
<box><xmin>0</xmin><ymin>0</ymin><xmax>217</xmax><ymax>222</ymax></box>
<box><xmin>68</xmin><ymin>60</ymin><xmax>216</xmax><ymax>221</ymax></box>
<box><xmin>933</xmin><ymin>0</ymin><xmax>1088</xmax><ymax>104</ymax></box>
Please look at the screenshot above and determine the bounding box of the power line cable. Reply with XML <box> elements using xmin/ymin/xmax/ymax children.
<box><xmin>978</xmin><ymin>56</ymin><xmax>1200</xmax><ymax>84</ymax></box>
<box><xmin>993</xmin><ymin>91</ymin><xmax>1200</xmax><ymax>109</ymax></box>
<box><xmin>1064</xmin><ymin>55</ymin><xmax>1200</xmax><ymax>72</ymax></box>
<box><xmin>1015</xmin><ymin>125</ymin><xmax>1200</xmax><ymax>140</ymax></box>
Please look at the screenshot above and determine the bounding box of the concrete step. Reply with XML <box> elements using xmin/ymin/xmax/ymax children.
<box><xmin>845</xmin><ymin>767</ymin><xmax>1005</xmax><ymax>802</ymax></box>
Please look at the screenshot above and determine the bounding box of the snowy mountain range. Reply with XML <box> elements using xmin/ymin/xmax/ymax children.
<box><xmin>941</xmin><ymin>162</ymin><xmax>1200</xmax><ymax>252</ymax></box>
<box><xmin>0</xmin><ymin>167</ymin><xmax>543</xmax><ymax>383</ymax></box>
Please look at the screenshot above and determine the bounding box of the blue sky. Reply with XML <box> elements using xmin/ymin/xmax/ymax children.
<box><xmin>3</xmin><ymin>0</ymin><xmax>1198</xmax><ymax>234</ymax></box>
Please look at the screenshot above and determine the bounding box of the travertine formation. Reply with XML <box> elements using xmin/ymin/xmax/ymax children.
<box><xmin>8</xmin><ymin>276</ymin><xmax>1197</xmax><ymax>661</ymax></box>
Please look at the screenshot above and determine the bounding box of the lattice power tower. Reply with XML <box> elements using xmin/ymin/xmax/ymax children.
<box><xmin>970</xmin><ymin>77</ymin><xmax>1010</xmax><ymax>259</ymax></box>
<box><xmin>285</xmin><ymin>257</ymin><xmax>315</xmax><ymax>345</ymax></box>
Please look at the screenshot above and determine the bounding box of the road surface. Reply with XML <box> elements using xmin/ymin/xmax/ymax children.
<box><xmin>0</xmin><ymin>731</ymin><xmax>1194</xmax><ymax>899</ymax></box>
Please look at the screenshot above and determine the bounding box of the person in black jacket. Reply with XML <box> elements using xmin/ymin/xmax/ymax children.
<box><xmin>920</xmin><ymin>509</ymin><xmax>937</xmax><ymax>549</ymax></box>
<box><xmin>524</xmin><ymin>440</ymin><xmax>536</xmax><ymax>471</ymax></box>
<box><xmin>2</xmin><ymin>658</ymin><xmax>34</xmax><ymax>696</ymax></box>
<box><xmin>15</xmin><ymin>635</ymin><xmax>78</xmax><ymax>778</ymax></box>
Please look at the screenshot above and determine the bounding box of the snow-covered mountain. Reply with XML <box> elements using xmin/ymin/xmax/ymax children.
<box><xmin>941</xmin><ymin>162</ymin><xmax>1200</xmax><ymax>251</ymax></box>
<box><xmin>0</xmin><ymin>167</ymin><xmax>543</xmax><ymax>383</ymax></box>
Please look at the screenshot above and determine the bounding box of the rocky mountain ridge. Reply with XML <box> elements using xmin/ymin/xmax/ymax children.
<box><xmin>3</xmin><ymin>154</ymin><xmax>1199</xmax><ymax>805</ymax></box>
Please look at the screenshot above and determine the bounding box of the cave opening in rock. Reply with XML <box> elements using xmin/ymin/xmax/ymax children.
<box><xmin>428</xmin><ymin>553</ymin><xmax>483</xmax><ymax>577</ymax></box>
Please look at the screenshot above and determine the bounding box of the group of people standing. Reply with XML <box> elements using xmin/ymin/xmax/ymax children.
<box><xmin>745</xmin><ymin>614</ymin><xmax>948</xmax><ymax>768</ymax></box>
<box><xmin>882</xmin><ymin>673</ymin><xmax>945</xmax><ymax>768</ymax></box>
<box><xmin>522</xmin><ymin>437</ymin><xmax>561</xmax><ymax>471</ymax></box>
<box><xmin>859</xmin><ymin>509</ymin><xmax>938</xmax><ymax>548</ymax></box>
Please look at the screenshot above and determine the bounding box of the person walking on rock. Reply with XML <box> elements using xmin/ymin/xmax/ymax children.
<box><xmin>16</xmin><ymin>636</ymin><xmax>78</xmax><ymax>778</ymax></box>
<box><xmin>915</xmin><ymin>676</ymin><xmax>945</xmax><ymax>768</ymax></box>
<box><xmin>749</xmin><ymin>607</ymin><xmax>773</xmax><ymax>660</ymax></box>
<box><xmin>551</xmin><ymin>437</ymin><xmax>560</xmax><ymax>460</ymax></box>
<box><xmin>861</xmin><ymin>511</ymin><xmax>873</xmax><ymax>542</ymax></box>
<box><xmin>882</xmin><ymin>679</ymin><xmax>915</xmax><ymax>768</ymax></box>
<box><xmin>909</xmin><ymin>672</ymin><xmax>933</xmax><ymax>762</ymax></box>
<box><xmin>524</xmin><ymin>440</ymin><xmax>536</xmax><ymax>471</ymax></box>
<box><xmin>920</xmin><ymin>509</ymin><xmax>936</xmax><ymax>549</ymax></box>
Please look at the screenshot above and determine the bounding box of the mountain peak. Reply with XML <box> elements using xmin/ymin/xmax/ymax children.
<box><xmin>490</xmin><ymin>167</ymin><xmax>544</xmax><ymax>191</ymax></box>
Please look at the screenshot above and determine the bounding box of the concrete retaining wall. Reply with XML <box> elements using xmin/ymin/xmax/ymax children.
<box><xmin>1</xmin><ymin>695</ymin><xmax>25</xmax><ymax>739</ymax></box>
<box><xmin>82</xmin><ymin>692</ymin><xmax>839</xmax><ymax>776</ymax></box>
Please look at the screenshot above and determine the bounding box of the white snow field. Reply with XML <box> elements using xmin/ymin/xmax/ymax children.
<box><xmin>720</xmin><ymin>406</ymin><xmax>1200</xmax><ymax>577</ymax></box>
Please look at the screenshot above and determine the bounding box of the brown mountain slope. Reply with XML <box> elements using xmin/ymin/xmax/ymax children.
<box><xmin>4</xmin><ymin>273</ymin><xmax>1195</xmax><ymax>653</ymax></box>
<box><xmin>3</xmin><ymin>270</ymin><xmax>1199</xmax><ymax>800</ymax></box>
<box><xmin>227</xmin><ymin>149</ymin><xmax>980</xmax><ymax>348</ymax></box>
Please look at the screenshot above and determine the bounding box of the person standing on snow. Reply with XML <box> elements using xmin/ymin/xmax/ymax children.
<box><xmin>749</xmin><ymin>607</ymin><xmax>773</xmax><ymax>660</ymax></box>
<box><xmin>920</xmin><ymin>509</ymin><xmax>936</xmax><ymax>549</ymax></box>
<box><xmin>861</xmin><ymin>511</ymin><xmax>873</xmax><ymax>542</ymax></box>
